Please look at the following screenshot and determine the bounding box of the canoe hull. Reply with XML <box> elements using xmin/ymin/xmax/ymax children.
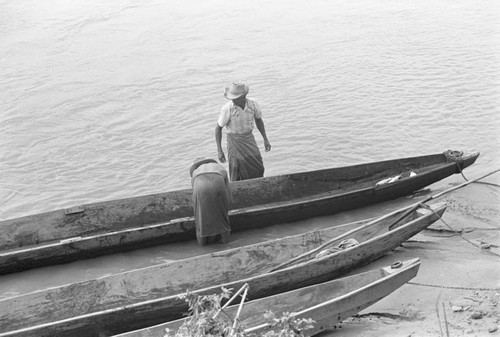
<box><xmin>113</xmin><ymin>258</ymin><xmax>421</xmax><ymax>337</ymax></box>
<box><xmin>0</xmin><ymin>151</ymin><xmax>477</xmax><ymax>273</ymax></box>
<box><xmin>0</xmin><ymin>203</ymin><xmax>445</xmax><ymax>337</ymax></box>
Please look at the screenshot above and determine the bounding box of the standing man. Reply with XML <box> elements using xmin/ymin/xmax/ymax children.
<box><xmin>190</xmin><ymin>157</ymin><xmax>232</xmax><ymax>246</ymax></box>
<box><xmin>215</xmin><ymin>81</ymin><xmax>271</xmax><ymax>181</ymax></box>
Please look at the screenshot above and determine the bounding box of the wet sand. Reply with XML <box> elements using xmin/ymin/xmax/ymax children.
<box><xmin>319</xmin><ymin>177</ymin><xmax>500</xmax><ymax>337</ymax></box>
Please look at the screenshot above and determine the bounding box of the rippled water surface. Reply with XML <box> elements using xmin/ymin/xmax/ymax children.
<box><xmin>0</xmin><ymin>0</ymin><xmax>500</xmax><ymax>327</ymax></box>
<box><xmin>1</xmin><ymin>0</ymin><xmax>499</xmax><ymax>220</ymax></box>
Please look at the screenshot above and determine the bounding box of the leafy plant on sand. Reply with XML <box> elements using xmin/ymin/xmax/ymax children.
<box><xmin>163</xmin><ymin>287</ymin><xmax>315</xmax><ymax>337</ymax></box>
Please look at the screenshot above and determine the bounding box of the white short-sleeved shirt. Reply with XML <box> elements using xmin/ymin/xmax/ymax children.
<box><xmin>217</xmin><ymin>98</ymin><xmax>262</xmax><ymax>134</ymax></box>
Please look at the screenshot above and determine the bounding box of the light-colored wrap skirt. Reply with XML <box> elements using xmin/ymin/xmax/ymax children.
<box><xmin>227</xmin><ymin>131</ymin><xmax>264</xmax><ymax>181</ymax></box>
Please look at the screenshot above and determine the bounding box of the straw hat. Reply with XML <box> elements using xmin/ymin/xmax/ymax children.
<box><xmin>189</xmin><ymin>157</ymin><xmax>217</xmax><ymax>177</ymax></box>
<box><xmin>224</xmin><ymin>81</ymin><xmax>249</xmax><ymax>99</ymax></box>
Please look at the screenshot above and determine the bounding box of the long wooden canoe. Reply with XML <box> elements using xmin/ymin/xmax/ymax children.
<box><xmin>0</xmin><ymin>151</ymin><xmax>476</xmax><ymax>274</ymax></box>
<box><xmin>112</xmin><ymin>258</ymin><xmax>421</xmax><ymax>337</ymax></box>
<box><xmin>0</xmin><ymin>202</ymin><xmax>446</xmax><ymax>337</ymax></box>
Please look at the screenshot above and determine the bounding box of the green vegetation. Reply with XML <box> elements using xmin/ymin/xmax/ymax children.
<box><xmin>163</xmin><ymin>287</ymin><xmax>315</xmax><ymax>337</ymax></box>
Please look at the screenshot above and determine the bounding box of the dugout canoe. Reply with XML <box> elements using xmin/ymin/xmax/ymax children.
<box><xmin>0</xmin><ymin>202</ymin><xmax>446</xmax><ymax>337</ymax></box>
<box><xmin>113</xmin><ymin>258</ymin><xmax>421</xmax><ymax>337</ymax></box>
<box><xmin>0</xmin><ymin>150</ymin><xmax>476</xmax><ymax>274</ymax></box>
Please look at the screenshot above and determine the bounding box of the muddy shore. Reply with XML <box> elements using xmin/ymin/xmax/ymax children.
<box><xmin>319</xmin><ymin>176</ymin><xmax>500</xmax><ymax>337</ymax></box>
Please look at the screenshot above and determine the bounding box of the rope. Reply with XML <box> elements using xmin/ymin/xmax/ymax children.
<box><xmin>442</xmin><ymin>302</ymin><xmax>450</xmax><ymax>337</ymax></box>
<box><xmin>458</xmin><ymin>164</ymin><xmax>469</xmax><ymax>181</ymax></box>
<box><xmin>474</xmin><ymin>181</ymin><xmax>500</xmax><ymax>188</ymax></box>
<box><xmin>442</xmin><ymin>150</ymin><xmax>470</xmax><ymax>180</ymax></box>
<box><xmin>267</xmin><ymin>204</ymin><xmax>417</xmax><ymax>272</ymax></box>
<box><xmin>408</xmin><ymin>281</ymin><xmax>500</xmax><ymax>292</ymax></box>
<box><xmin>427</xmin><ymin>207</ymin><xmax>500</xmax><ymax>258</ymax></box>
<box><xmin>442</xmin><ymin>150</ymin><xmax>500</xmax><ymax>187</ymax></box>
<box><xmin>436</xmin><ymin>292</ymin><xmax>444</xmax><ymax>337</ymax></box>
<box><xmin>269</xmin><ymin>169</ymin><xmax>500</xmax><ymax>273</ymax></box>
<box><xmin>443</xmin><ymin>149</ymin><xmax>464</xmax><ymax>165</ymax></box>
<box><xmin>403</xmin><ymin>168</ymin><xmax>500</xmax><ymax>293</ymax></box>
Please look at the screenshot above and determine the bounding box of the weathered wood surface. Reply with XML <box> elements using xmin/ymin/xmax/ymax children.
<box><xmin>113</xmin><ymin>258</ymin><xmax>420</xmax><ymax>337</ymax></box>
<box><xmin>0</xmin><ymin>203</ymin><xmax>445</xmax><ymax>337</ymax></box>
<box><xmin>0</xmin><ymin>152</ymin><xmax>477</xmax><ymax>273</ymax></box>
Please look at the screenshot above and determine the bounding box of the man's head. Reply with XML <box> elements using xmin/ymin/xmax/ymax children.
<box><xmin>224</xmin><ymin>81</ymin><xmax>249</xmax><ymax>101</ymax></box>
<box><xmin>189</xmin><ymin>157</ymin><xmax>218</xmax><ymax>177</ymax></box>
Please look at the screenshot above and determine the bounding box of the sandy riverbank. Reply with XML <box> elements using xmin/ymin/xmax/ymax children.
<box><xmin>319</xmin><ymin>177</ymin><xmax>500</xmax><ymax>337</ymax></box>
<box><xmin>0</xmin><ymin>171</ymin><xmax>498</xmax><ymax>337</ymax></box>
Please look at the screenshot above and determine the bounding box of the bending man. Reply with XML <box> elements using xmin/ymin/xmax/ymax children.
<box><xmin>215</xmin><ymin>81</ymin><xmax>271</xmax><ymax>181</ymax></box>
<box><xmin>190</xmin><ymin>157</ymin><xmax>232</xmax><ymax>246</ymax></box>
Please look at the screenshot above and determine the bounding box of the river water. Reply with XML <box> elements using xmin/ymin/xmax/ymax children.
<box><xmin>0</xmin><ymin>0</ymin><xmax>499</xmax><ymax>330</ymax></box>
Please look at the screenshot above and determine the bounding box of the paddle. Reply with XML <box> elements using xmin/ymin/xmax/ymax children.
<box><xmin>213</xmin><ymin>283</ymin><xmax>249</xmax><ymax>319</ymax></box>
<box><xmin>389</xmin><ymin>168</ymin><xmax>500</xmax><ymax>228</ymax></box>
<box><xmin>269</xmin><ymin>168</ymin><xmax>500</xmax><ymax>273</ymax></box>
<box><xmin>231</xmin><ymin>285</ymin><xmax>249</xmax><ymax>334</ymax></box>
<box><xmin>212</xmin><ymin>283</ymin><xmax>249</xmax><ymax>335</ymax></box>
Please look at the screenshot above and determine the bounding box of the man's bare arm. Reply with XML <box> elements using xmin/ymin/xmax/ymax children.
<box><xmin>255</xmin><ymin>118</ymin><xmax>271</xmax><ymax>152</ymax></box>
<box><xmin>215</xmin><ymin>124</ymin><xmax>226</xmax><ymax>162</ymax></box>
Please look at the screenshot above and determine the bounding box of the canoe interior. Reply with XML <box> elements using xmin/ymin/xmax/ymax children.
<box><xmin>0</xmin><ymin>203</ymin><xmax>444</xmax><ymax>337</ymax></box>
<box><xmin>0</xmin><ymin>152</ymin><xmax>477</xmax><ymax>251</ymax></box>
<box><xmin>113</xmin><ymin>258</ymin><xmax>420</xmax><ymax>337</ymax></box>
